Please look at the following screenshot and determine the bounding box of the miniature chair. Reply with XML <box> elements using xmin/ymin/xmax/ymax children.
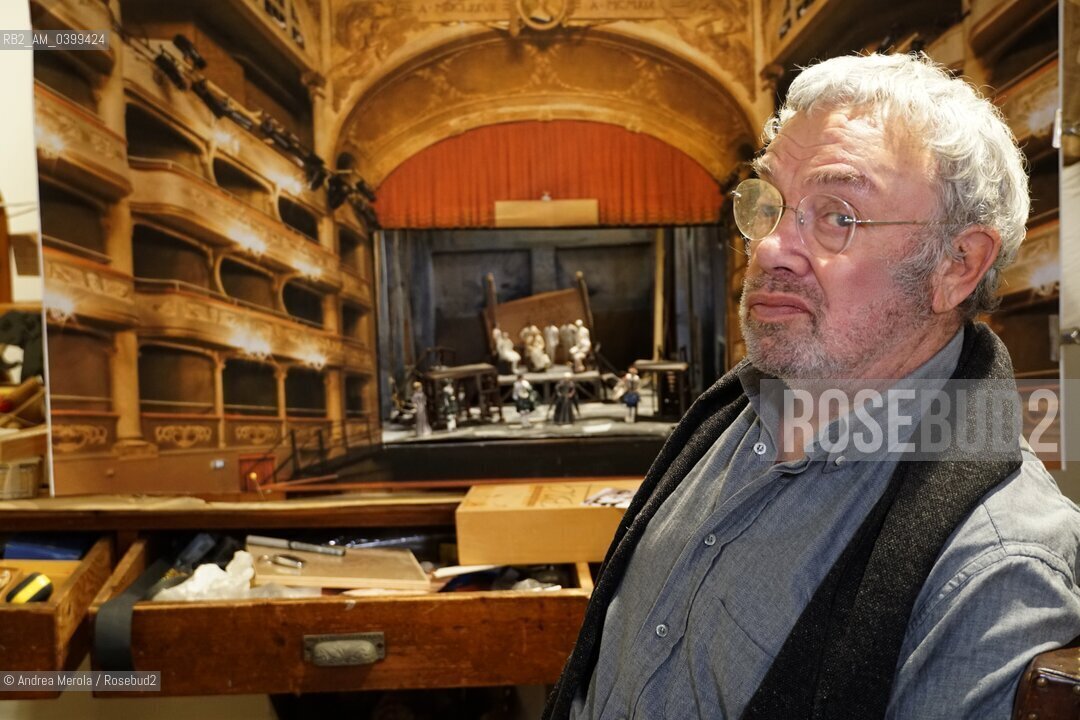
<box><xmin>419</xmin><ymin>346</ymin><xmax>457</xmax><ymax>372</ymax></box>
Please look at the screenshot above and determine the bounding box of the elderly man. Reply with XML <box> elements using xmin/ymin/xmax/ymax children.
<box><xmin>545</xmin><ymin>53</ymin><xmax>1080</xmax><ymax>720</ymax></box>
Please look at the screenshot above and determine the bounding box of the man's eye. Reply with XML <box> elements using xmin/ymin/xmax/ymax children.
<box><xmin>822</xmin><ymin>212</ymin><xmax>854</xmax><ymax>228</ymax></box>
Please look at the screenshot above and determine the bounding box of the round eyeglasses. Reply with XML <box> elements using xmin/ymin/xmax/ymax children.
<box><xmin>731</xmin><ymin>178</ymin><xmax>938</xmax><ymax>257</ymax></box>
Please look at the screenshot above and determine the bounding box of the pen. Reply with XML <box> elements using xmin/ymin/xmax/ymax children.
<box><xmin>246</xmin><ymin>535</ymin><xmax>346</xmax><ymax>557</ymax></box>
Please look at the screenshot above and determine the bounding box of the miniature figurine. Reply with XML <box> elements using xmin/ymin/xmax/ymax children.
<box><xmin>512</xmin><ymin>373</ymin><xmax>537</xmax><ymax>427</ymax></box>
<box><xmin>568</xmin><ymin>318</ymin><xmax>591</xmax><ymax>373</ymax></box>
<box><xmin>619</xmin><ymin>366</ymin><xmax>641</xmax><ymax>423</ymax></box>
<box><xmin>552</xmin><ymin>372</ymin><xmax>577</xmax><ymax>425</ymax></box>
<box><xmin>559</xmin><ymin>322</ymin><xmax>577</xmax><ymax>361</ymax></box>
<box><xmin>440</xmin><ymin>379</ymin><xmax>459</xmax><ymax>432</ymax></box>
<box><xmin>411</xmin><ymin>381</ymin><xmax>431</xmax><ymax>437</ymax></box>
<box><xmin>492</xmin><ymin>327</ymin><xmax>521</xmax><ymax>374</ymax></box>
<box><xmin>520</xmin><ymin>324</ymin><xmax>551</xmax><ymax>371</ymax></box>
<box><xmin>543</xmin><ymin>324</ymin><xmax>560</xmax><ymax>363</ymax></box>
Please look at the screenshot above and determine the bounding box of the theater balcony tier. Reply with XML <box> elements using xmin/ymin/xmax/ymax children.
<box><xmin>996</xmin><ymin>59</ymin><xmax>1058</xmax><ymax>147</ymax></box>
<box><xmin>128</xmin><ymin>162</ymin><xmax>342</xmax><ymax>291</ymax></box>
<box><xmin>35</xmin><ymin>85</ymin><xmax>131</xmax><ymax>200</ymax></box>
<box><xmin>340</xmin><ymin>269</ymin><xmax>374</xmax><ymax>308</ymax></box>
<box><xmin>122</xmin><ymin>47</ymin><xmax>211</xmax><ymax>145</ymax></box>
<box><xmin>123</xmin><ymin>48</ymin><xmax>324</xmax><ymax>210</ymax></box>
<box><xmin>29</xmin><ymin>0</ymin><xmax>115</xmax><ymax>73</ymax></box>
<box><xmin>134</xmin><ymin>281</ymin><xmax>376</xmax><ymax>371</ymax></box>
<box><xmin>43</xmin><ymin>249</ymin><xmax>138</xmax><ymax>328</ymax></box>
<box><xmin>185</xmin><ymin>0</ymin><xmax>317</xmax><ymax>76</ymax></box>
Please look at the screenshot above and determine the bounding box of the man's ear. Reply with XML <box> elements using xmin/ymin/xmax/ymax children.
<box><xmin>931</xmin><ymin>226</ymin><xmax>1002</xmax><ymax>314</ymax></box>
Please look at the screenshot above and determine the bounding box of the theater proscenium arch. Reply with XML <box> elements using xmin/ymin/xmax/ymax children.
<box><xmin>335</xmin><ymin>29</ymin><xmax>756</xmax><ymax>187</ymax></box>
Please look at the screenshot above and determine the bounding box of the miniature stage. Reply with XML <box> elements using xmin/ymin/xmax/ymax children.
<box><xmin>376</xmin><ymin>385</ymin><xmax>671</xmax><ymax>479</ymax></box>
<box><xmin>383</xmin><ymin>386</ymin><xmax>675</xmax><ymax>445</ymax></box>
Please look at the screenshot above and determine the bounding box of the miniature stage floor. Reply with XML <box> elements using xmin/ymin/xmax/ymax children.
<box><xmin>383</xmin><ymin>389</ymin><xmax>676</xmax><ymax>445</ymax></box>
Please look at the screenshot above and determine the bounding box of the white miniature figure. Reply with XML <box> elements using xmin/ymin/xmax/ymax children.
<box><xmin>619</xmin><ymin>366</ymin><xmax>641</xmax><ymax>423</ymax></box>
<box><xmin>512</xmin><ymin>373</ymin><xmax>537</xmax><ymax>428</ymax></box>
<box><xmin>440</xmin><ymin>379</ymin><xmax>459</xmax><ymax>432</ymax></box>
<box><xmin>492</xmin><ymin>327</ymin><xmax>521</xmax><ymax>374</ymax></box>
<box><xmin>568</xmin><ymin>318</ymin><xmax>591</xmax><ymax>373</ymax></box>
<box><xmin>520</xmin><ymin>324</ymin><xmax>551</xmax><ymax>371</ymax></box>
<box><xmin>543</xmin><ymin>324</ymin><xmax>560</xmax><ymax>364</ymax></box>
<box><xmin>411</xmin><ymin>381</ymin><xmax>431</xmax><ymax>437</ymax></box>
<box><xmin>559</xmin><ymin>323</ymin><xmax>578</xmax><ymax>363</ymax></box>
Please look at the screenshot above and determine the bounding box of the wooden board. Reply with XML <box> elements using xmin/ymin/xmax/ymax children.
<box><xmin>247</xmin><ymin>544</ymin><xmax>430</xmax><ymax>591</ymax></box>
<box><xmin>456</xmin><ymin>480</ymin><xmax>641</xmax><ymax>564</ymax></box>
<box><xmin>494</xmin><ymin>199</ymin><xmax>598</xmax><ymax>227</ymax></box>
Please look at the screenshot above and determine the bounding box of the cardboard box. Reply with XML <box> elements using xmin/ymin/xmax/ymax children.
<box><xmin>455</xmin><ymin>480</ymin><xmax>641</xmax><ymax>565</ymax></box>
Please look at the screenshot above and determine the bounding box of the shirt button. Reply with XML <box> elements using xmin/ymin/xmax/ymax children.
<box><xmin>753</xmin><ymin>441</ymin><xmax>767</xmax><ymax>455</ymax></box>
<box><xmin>704</xmin><ymin>534</ymin><xmax>717</xmax><ymax>547</ymax></box>
<box><xmin>655</xmin><ymin>624</ymin><xmax>668</xmax><ymax>638</ymax></box>
<box><xmin>834</xmin><ymin>455</ymin><xmax>846</xmax><ymax>466</ymax></box>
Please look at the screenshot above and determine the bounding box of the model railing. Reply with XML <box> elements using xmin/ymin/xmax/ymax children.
<box><xmin>243</xmin><ymin>417</ymin><xmax>380</xmax><ymax>496</ymax></box>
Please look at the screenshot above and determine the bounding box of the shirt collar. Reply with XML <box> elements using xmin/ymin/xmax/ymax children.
<box><xmin>740</xmin><ymin>328</ymin><xmax>966</xmax><ymax>470</ymax></box>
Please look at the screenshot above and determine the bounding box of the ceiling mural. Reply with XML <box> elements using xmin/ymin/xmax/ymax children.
<box><xmin>325</xmin><ymin>0</ymin><xmax>757</xmax><ymax>113</ymax></box>
<box><xmin>334</xmin><ymin>30</ymin><xmax>755</xmax><ymax>185</ymax></box>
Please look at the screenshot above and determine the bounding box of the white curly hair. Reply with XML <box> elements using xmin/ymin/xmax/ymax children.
<box><xmin>759</xmin><ymin>53</ymin><xmax>1030</xmax><ymax>319</ymax></box>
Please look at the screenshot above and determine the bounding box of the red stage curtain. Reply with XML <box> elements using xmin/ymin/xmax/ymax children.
<box><xmin>374</xmin><ymin>120</ymin><xmax>721</xmax><ymax>228</ymax></box>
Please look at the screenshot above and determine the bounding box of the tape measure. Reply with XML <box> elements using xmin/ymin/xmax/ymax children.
<box><xmin>5</xmin><ymin>572</ymin><xmax>53</xmax><ymax>603</ymax></box>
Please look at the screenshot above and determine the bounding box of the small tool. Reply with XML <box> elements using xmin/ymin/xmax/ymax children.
<box><xmin>270</xmin><ymin>554</ymin><xmax>306</xmax><ymax>569</ymax></box>
<box><xmin>247</xmin><ymin>535</ymin><xmax>345</xmax><ymax>557</ymax></box>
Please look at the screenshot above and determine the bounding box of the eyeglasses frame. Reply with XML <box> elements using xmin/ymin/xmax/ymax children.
<box><xmin>731</xmin><ymin>178</ymin><xmax>949</xmax><ymax>257</ymax></box>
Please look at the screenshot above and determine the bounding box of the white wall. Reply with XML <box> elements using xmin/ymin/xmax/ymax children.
<box><xmin>0</xmin><ymin>1</ymin><xmax>43</xmax><ymax>302</ymax></box>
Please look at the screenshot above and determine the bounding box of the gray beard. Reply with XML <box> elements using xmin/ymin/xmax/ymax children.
<box><xmin>739</xmin><ymin>270</ymin><xmax>933</xmax><ymax>380</ymax></box>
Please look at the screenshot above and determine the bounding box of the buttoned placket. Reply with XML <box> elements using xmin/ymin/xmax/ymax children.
<box><xmin>621</xmin><ymin>426</ymin><xmax>812</xmax><ymax>720</ymax></box>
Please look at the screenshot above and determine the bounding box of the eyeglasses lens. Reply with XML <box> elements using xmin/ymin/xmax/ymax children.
<box><xmin>733</xmin><ymin>179</ymin><xmax>783</xmax><ymax>241</ymax></box>
<box><xmin>798</xmin><ymin>194</ymin><xmax>855</xmax><ymax>254</ymax></box>
<box><xmin>733</xmin><ymin>179</ymin><xmax>856</xmax><ymax>255</ymax></box>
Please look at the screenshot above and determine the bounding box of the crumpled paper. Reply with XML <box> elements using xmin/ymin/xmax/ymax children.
<box><xmin>151</xmin><ymin>551</ymin><xmax>319</xmax><ymax>601</ymax></box>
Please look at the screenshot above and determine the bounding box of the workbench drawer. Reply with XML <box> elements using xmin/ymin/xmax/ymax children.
<box><xmin>90</xmin><ymin>538</ymin><xmax>592</xmax><ymax>696</ymax></box>
<box><xmin>0</xmin><ymin>537</ymin><xmax>114</xmax><ymax>699</ymax></box>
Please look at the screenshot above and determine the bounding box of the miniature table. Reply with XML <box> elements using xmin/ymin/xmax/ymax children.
<box><xmin>632</xmin><ymin>359</ymin><xmax>690</xmax><ymax>417</ymax></box>
<box><xmin>497</xmin><ymin>367</ymin><xmax>604</xmax><ymax>404</ymax></box>
<box><xmin>422</xmin><ymin>363</ymin><xmax>502</xmax><ymax>426</ymax></box>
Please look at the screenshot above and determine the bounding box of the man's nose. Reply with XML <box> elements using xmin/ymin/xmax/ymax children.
<box><xmin>750</xmin><ymin>207</ymin><xmax>813</xmax><ymax>275</ymax></box>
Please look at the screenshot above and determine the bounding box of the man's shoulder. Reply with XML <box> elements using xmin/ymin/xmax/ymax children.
<box><xmin>966</xmin><ymin>450</ymin><xmax>1080</xmax><ymax>570</ymax></box>
<box><xmin>916</xmin><ymin>449</ymin><xmax>1080</xmax><ymax>620</ymax></box>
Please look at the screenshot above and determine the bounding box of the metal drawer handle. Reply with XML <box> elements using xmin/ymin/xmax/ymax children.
<box><xmin>304</xmin><ymin>632</ymin><xmax>386</xmax><ymax>667</ymax></box>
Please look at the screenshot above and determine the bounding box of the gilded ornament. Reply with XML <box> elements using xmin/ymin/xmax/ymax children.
<box><xmin>235</xmin><ymin>424</ymin><xmax>280</xmax><ymax>446</ymax></box>
<box><xmin>52</xmin><ymin>424</ymin><xmax>110</xmax><ymax>454</ymax></box>
<box><xmin>153</xmin><ymin>424</ymin><xmax>214</xmax><ymax>449</ymax></box>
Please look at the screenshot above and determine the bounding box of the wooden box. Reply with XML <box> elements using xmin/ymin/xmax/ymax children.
<box><xmin>456</xmin><ymin>480</ymin><xmax>639</xmax><ymax>565</ymax></box>
<box><xmin>89</xmin><ymin>538</ymin><xmax>591</xmax><ymax>696</ymax></box>
<box><xmin>0</xmin><ymin>537</ymin><xmax>113</xmax><ymax>699</ymax></box>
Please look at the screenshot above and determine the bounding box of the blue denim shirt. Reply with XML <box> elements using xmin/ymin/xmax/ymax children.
<box><xmin>572</xmin><ymin>331</ymin><xmax>1080</xmax><ymax>719</ymax></box>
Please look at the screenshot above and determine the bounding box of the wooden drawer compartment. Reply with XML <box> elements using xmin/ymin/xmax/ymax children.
<box><xmin>90</xmin><ymin>538</ymin><xmax>592</xmax><ymax>696</ymax></box>
<box><xmin>0</xmin><ymin>537</ymin><xmax>114</xmax><ymax>699</ymax></box>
